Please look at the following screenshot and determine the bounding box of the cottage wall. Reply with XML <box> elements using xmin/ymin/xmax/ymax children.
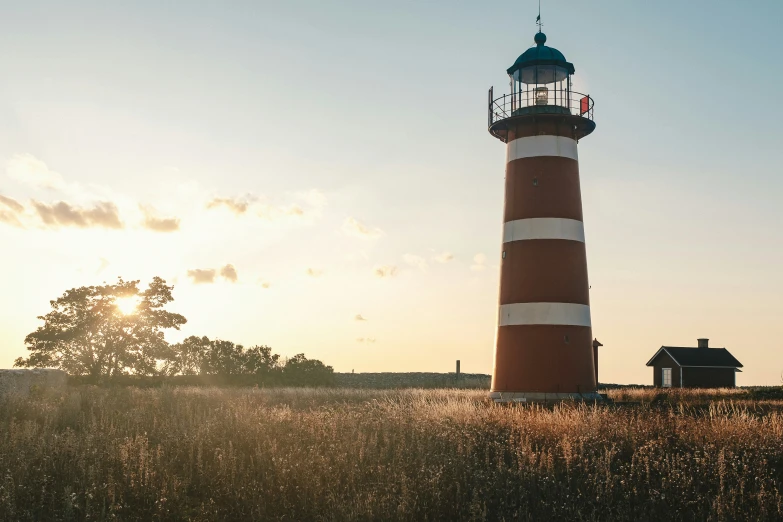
<box><xmin>682</xmin><ymin>367</ymin><xmax>736</xmax><ymax>388</ymax></box>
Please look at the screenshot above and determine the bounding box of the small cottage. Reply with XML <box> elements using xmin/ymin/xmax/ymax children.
<box><xmin>645</xmin><ymin>338</ymin><xmax>742</xmax><ymax>388</ymax></box>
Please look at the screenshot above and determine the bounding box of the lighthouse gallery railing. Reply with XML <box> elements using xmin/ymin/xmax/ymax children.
<box><xmin>488</xmin><ymin>88</ymin><xmax>594</xmax><ymax>128</ymax></box>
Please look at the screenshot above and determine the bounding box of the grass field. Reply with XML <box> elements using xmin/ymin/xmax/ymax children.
<box><xmin>1</xmin><ymin>386</ymin><xmax>783</xmax><ymax>521</ymax></box>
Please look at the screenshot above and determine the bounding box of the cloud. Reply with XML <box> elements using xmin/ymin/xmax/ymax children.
<box><xmin>403</xmin><ymin>254</ymin><xmax>428</xmax><ymax>271</ymax></box>
<box><xmin>470</xmin><ymin>253</ymin><xmax>487</xmax><ymax>272</ymax></box>
<box><xmin>207</xmin><ymin>197</ymin><xmax>250</xmax><ymax>215</ymax></box>
<box><xmin>186</xmin><ymin>265</ymin><xmax>237</xmax><ymax>284</ymax></box>
<box><xmin>354</xmin><ymin>314</ymin><xmax>367</xmax><ymax>322</ymax></box>
<box><xmin>32</xmin><ymin>200</ymin><xmax>123</xmax><ymax>229</ymax></box>
<box><xmin>140</xmin><ymin>205</ymin><xmax>180</xmax><ymax>232</ymax></box>
<box><xmin>220</xmin><ymin>264</ymin><xmax>238</xmax><ymax>282</ymax></box>
<box><xmin>187</xmin><ymin>268</ymin><xmax>217</xmax><ymax>284</ymax></box>
<box><xmin>6</xmin><ymin>154</ymin><xmax>65</xmax><ymax>190</ymax></box>
<box><xmin>0</xmin><ymin>210</ymin><xmax>23</xmax><ymax>228</ymax></box>
<box><xmin>306</xmin><ymin>268</ymin><xmax>323</xmax><ymax>277</ymax></box>
<box><xmin>2</xmin><ymin>194</ymin><xmax>125</xmax><ymax>230</ymax></box>
<box><xmin>0</xmin><ymin>194</ymin><xmax>25</xmax><ymax>228</ymax></box>
<box><xmin>255</xmin><ymin>202</ymin><xmax>307</xmax><ymax>220</ymax></box>
<box><xmin>206</xmin><ymin>190</ymin><xmax>325</xmax><ymax>222</ymax></box>
<box><xmin>282</xmin><ymin>204</ymin><xmax>304</xmax><ymax>216</ymax></box>
<box><xmin>433</xmin><ymin>251</ymin><xmax>454</xmax><ymax>264</ymax></box>
<box><xmin>356</xmin><ymin>337</ymin><xmax>376</xmax><ymax>343</ymax></box>
<box><xmin>266</xmin><ymin>190</ymin><xmax>326</xmax><ymax>220</ymax></box>
<box><xmin>0</xmin><ymin>194</ymin><xmax>24</xmax><ymax>213</ymax></box>
<box><xmin>342</xmin><ymin>217</ymin><xmax>383</xmax><ymax>240</ymax></box>
<box><xmin>373</xmin><ymin>265</ymin><xmax>397</xmax><ymax>279</ymax></box>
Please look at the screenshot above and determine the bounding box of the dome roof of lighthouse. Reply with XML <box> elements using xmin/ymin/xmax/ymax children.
<box><xmin>507</xmin><ymin>32</ymin><xmax>575</xmax><ymax>81</ymax></box>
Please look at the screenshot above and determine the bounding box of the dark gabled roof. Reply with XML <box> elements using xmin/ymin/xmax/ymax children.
<box><xmin>646</xmin><ymin>347</ymin><xmax>743</xmax><ymax>368</ymax></box>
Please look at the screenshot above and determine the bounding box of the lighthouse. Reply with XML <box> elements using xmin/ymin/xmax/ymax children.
<box><xmin>487</xmin><ymin>30</ymin><xmax>600</xmax><ymax>401</ymax></box>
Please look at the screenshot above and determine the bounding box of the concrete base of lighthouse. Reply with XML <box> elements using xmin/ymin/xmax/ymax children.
<box><xmin>489</xmin><ymin>391</ymin><xmax>604</xmax><ymax>403</ymax></box>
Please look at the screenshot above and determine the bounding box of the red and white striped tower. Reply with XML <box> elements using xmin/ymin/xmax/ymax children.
<box><xmin>487</xmin><ymin>31</ymin><xmax>599</xmax><ymax>401</ymax></box>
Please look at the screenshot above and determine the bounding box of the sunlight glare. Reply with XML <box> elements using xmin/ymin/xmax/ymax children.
<box><xmin>115</xmin><ymin>296</ymin><xmax>140</xmax><ymax>315</ymax></box>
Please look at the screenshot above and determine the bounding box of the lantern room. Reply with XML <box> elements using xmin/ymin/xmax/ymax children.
<box><xmin>488</xmin><ymin>31</ymin><xmax>595</xmax><ymax>142</ymax></box>
<box><xmin>508</xmin><ymin>31</ymin><xmax>575</xmax><ymax>115</ymax></box>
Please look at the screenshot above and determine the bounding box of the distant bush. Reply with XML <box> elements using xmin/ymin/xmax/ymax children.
<box><xmin>282</xmin><ymin>353</ymin><xmax>335</xmax><ymax>386</ymax></box>
<box><xmin>747</xmin><ymin>386</ymin><xmax>783</xmax><ymax>400</ymax></box>
<box><xmin>69</xmin><ymin>351</ymin><xmax>335</xmax><ymax>388</ymax></box>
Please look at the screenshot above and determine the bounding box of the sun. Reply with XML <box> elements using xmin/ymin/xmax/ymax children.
<box><xmin>115</xmin><ymin>296</ymin><xmax>140</xmax><ymax>315</ymax></box>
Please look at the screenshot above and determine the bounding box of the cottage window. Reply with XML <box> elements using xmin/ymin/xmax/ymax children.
<box><xmin>662</xmin><ymin>368</ymin><xmax>672</xmax><ymax>388</ymax></box>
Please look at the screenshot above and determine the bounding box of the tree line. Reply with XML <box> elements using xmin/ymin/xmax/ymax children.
<box><xmin>14</xmin><ymin>277</ymin><xmax>334</xmax><ymax>386</ymax></box>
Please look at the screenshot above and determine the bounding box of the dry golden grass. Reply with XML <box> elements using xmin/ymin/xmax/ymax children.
<box><xmin>1</xmin><ymin>386</ymin><xmax>782</xmax><ymax>521</ymax></box>
<box><xmin>605</xmin><ymin>386</ymin><xmax>749</xmax><ymax>403</ymax></box>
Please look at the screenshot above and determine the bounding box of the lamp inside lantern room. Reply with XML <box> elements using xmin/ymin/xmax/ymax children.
<box><xmin>534</xmin><ymin>86</ymin><xmax>549</xmax><ymax>105</ymax></box>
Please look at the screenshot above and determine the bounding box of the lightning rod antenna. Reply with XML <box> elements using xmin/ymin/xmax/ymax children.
<box><xmin>536</xmin><ymin>0</ymin><xmax>543</xmax><ymax>32</ymax></box>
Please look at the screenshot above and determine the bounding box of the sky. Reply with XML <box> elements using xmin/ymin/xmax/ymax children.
<box><xmin>1</xmin><ymin>0</ymin><xmax>782</xmax><ymax>385</ymax></box>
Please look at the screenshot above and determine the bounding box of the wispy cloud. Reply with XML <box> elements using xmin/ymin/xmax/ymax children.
<box><xmin>6</xmin><ymin>154</ymin><xmax>65</xmax><ymax>190</ymax></box>
<box><xmin>186</xmin><ymin>268</ymin><xmax>216</xmax><ymax>284</ymax></box>
<box><xmin>356</xmin><ymin>337</ymin><xmax>376</xmax><ymax>343</ymax></box>
<box><xmin>32</xmin><ymin>200</ymin><xmax>123</xmax><ymax>229</ymax></box>
<box><xmin>255</xmin><ymin>203</ymin><xmax>304</xmax><ymax>219</ymax></box>
<box><xmin>206</xmin><ymin>196</ymin><xmax>251</xmax><ymax>215</ymax></box>
<box><xmin>0</xmin><ymin>194</ymin><xmax>25</xmax><ymax>228</ymax></box>
<box><xmin>342</xmin><ymin>217</ymin><xmax>383</xmax><ymax>240</ymax></box>
<box><xmin>206</xmin><ymin>191</ymin><xmax>325</xmax><ymax>221</ymax></box>
<box><xmin>220</xmin><ymin>264</ymin><xmax>238</xmax><ymax>282</ymax></box>
<box><xmin>306</xmin><ymin>268</ymin><xmax>323</xmax><ymax>278</ymax></box>
<box><xmin>354</xmin><ymin>314</ymin><xmax>368</xmax><ymax>322</ymax></box>
<box><xmin>140</xmin><ymin>205</ymin><xmax>180</xmax><ymax>232</ymax></box>
<box><xmin>282</xmin><ymin>204</ymin><xmax>304</xmax><ymax>216</ymax></box>
<box><xmin>403</xmin><ymin>254</ymin><xmax>428</xmax><ymax>271</ymax></box>
<box><xmin>470</xmin><ymin>253</ymin><xmax>487</xmax><ymax>272</ymax></box>
<box><xmin>433</xmin><ymin>251</ymin><xmax>454</xmax><ymax>264</ymax></box>
<box><xmin>373</xmin><ymin>265</ymin><xmax>397</xmax><ymax>279</ymax></box>
<box><xmin>0</xmin><ymin>194</ymin><xmax>24</xmax><ymax>213</ymax></box>
<box><xmin>0</xmin><ymin>210</ymin><xmax>23</xmax><ymax>228</ymax></box>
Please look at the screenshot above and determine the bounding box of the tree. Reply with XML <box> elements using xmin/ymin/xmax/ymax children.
<box><xmin>244</xmin><ymin>345</ymin><xmax>281</xmax><ymax>378</ymax></box>
<box><xmin>164</xmin><ymin>335</ymin><xmax>211</xmax><ymax>375</ymax></box>
<box><xmin>166</xmin><ymin>337</ymin><xmax>281</xmax><ymax>380</ymax></box>
<box><xmin>199</xmin><ymin>339</ymin><xmax>249</xmax><ymax>375</ymax></box>
<box><xmin>14</xmin><ymin>277</ymin><xmax>186</xmax><ymax>377</ymax></box>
